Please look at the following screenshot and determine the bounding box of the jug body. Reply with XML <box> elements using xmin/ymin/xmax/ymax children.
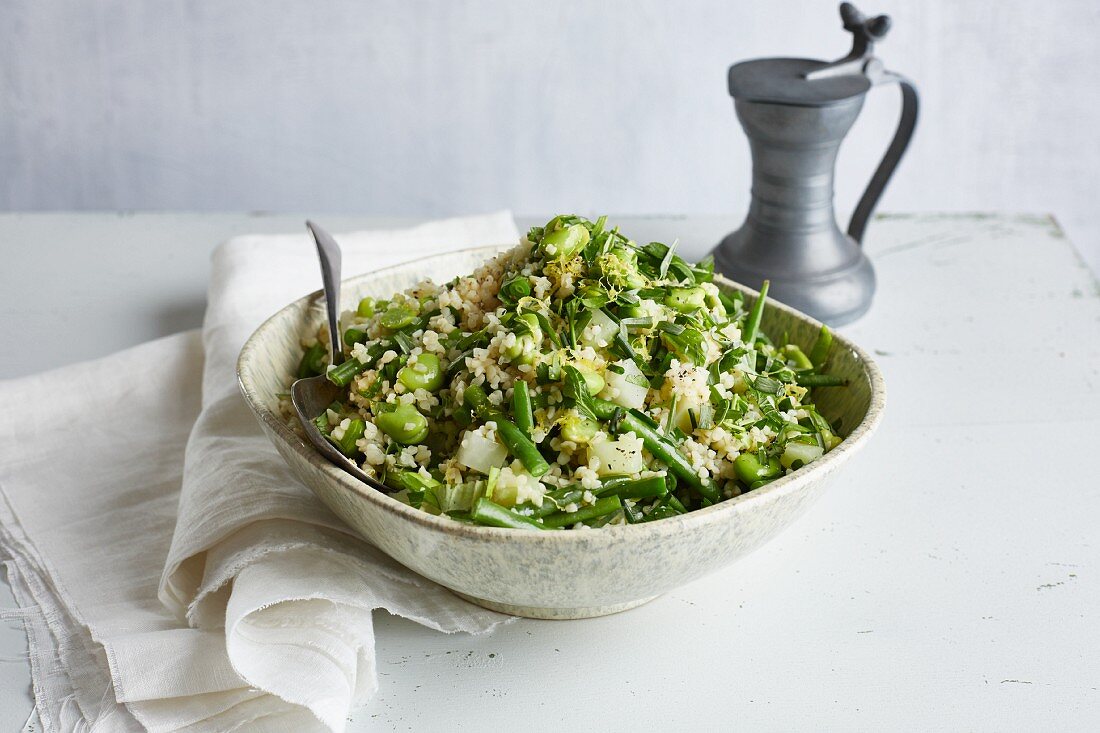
<box><xmin>712</xmin><ymin>96</ymin><xmax>876</xmax><ymax>325</ymax></box>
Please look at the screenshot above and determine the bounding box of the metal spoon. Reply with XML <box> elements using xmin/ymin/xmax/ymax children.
<box><xmin>291</xmin><ymin>221</ymin><xmax>375</xmax><ymax>485</ymax></box>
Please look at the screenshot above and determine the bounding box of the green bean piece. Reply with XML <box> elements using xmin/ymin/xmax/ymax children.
<box><xmin>808</xmin><ymin>325</ymin><xmax>832</xmax><ymax>369</ymax></box>
<box><xmin>783</xmin><ymin>344</ymin><xmax>814</xmax><ymax>370</ymax></box>
<box><xmin>517</xmin><ymin>475</ymin><xmax>666</xmax><ymax>519</ymax></box>
<box><xmin>343</xmin><ymin>326</ymin><xmax>370</xmax><ymax>347</ymax></box>
<box><xmin>794</xmin><ymin>373</ymin><xmax>848</xmax><ymax>388</ymax></box>
<box><xmin>326</xmin><ymin>357</ymin><xmax>364</xmax><ymax>387</ymax></box>
<box><xmin>515</xmin><ymin>488</ymin><xmax>585</xmax><ymax>519</ymax></box>
<box><xmin>327</xmin><ymin>341</ymin><xmax>391</xmax><ymax>387</ymax></box>
<box><xmin>385</xmin><ymin>469</ymin><xmax>441</xmax><ymax>493</ymax></box>
<box><xmin>356</xmin><ymin>297</ymin><xmax>376</xmax><ymax>318</ymax></box>
<box><xmin>623</xmin><ymin>501</ymin><xmax>645</xmax><ymax>523</ymax></box>
<box><xmin>594</xmin><ymin>475</ymin><xmax>668</xmax><ymax>500</ymax></box>
<box><xmin>742</xmin><ymin>280</ymin><xmax>770</xmax><ymax>346</ymax></box>
<box><xmin>733</xmin><ymin>452</ymin><xmax>782</xmax><ymax>485</ymax></box>
<box><xmin>589</xmin><ymin>397</ymin><xmax>619</xmax><ymax>421</ymax></box>
<box><xmin>332</xmin><ymin>418</ymin><xmax>365</xmax><ymax>456</ymax></box>
<box><xmin>499</xmin><ymin>275</ymin><xmax>531</xmax><ymax>304</ymax></box>
<box><xmin>542</xmin><ymin>496</ymin><xmax>622</xmax><ymax>529</ymax></box>
<box><xmin>452</xmin><ymin>402</ymin><xmax>473</xmax><ymax>428</ymax></box>
<box><xmin>666</xmin><ymin>493</ymin><xmax>688</xmax><ymax>513</ymax></box>
<box><xmin>641</xmin><ymin>503</ymin><xmax>682</xmax><ymax>522</ymax></box>
<box><xmin>464</xmin><ymin>384</ymin><xmax>550</xmax><ymax>477</ymax></box>
<box><xmin>375</xmin><ymin>404</ymin><xmax>429</xmax><ymax>445</ymax></box>
<box><xmin>397</xmin><ymin>353</ymin><xmax>444</xmax><ymax>392</ymax></box>
<box><xmin>621</xmin><ymin>412</ymin><xmax>719</xmax><ymax>502</ymax></box>
<box><xmin>471</xmin><ymin>498</ymin><xmax>548</xmax><ymax>530</ymax></box>
<box><xmin>585</xmin><ymin>510</ymin><xmax>622</xmax><ymax>528</ymax></box>
<box><xmin>297</xmin><ymin>343</ymin><xmax>326</xmax><ymax>378</ymax></box>
<box><xmin>512</xmin><ymin>381</ymin><xmax>534</xmax><ymax>438</ymax></box>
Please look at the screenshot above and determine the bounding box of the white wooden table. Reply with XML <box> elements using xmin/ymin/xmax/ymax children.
<box><xmin>1</xmin><ymin>212</ymin><xmax>1098</xmax><ymax>731</ymax></box>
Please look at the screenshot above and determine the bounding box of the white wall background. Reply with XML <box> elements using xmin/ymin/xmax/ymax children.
<box><xmin>2</xmin><ymin>0</ymin><xmax>1098</xmax><ymax>273</ymax></box>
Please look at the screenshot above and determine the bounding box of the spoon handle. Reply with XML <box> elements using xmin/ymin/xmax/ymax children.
<box><xmin>306</xmin><ymin>221</ymin><xmax>345</xmax><ymax>365</ymax></box>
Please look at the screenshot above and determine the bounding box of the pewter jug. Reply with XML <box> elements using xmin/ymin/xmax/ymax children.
<box><xmin>711</xmin><ymin>3</ymin><xmax>918</xmax><ymax>325</ymax></box>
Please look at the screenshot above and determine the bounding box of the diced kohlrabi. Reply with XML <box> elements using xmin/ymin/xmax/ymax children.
<box><xmin>456</xmin><ymin>430</ymin><xmax>508</xmax><ymax>475</ymax></box>
<box><xmin>670</xmin><ymin>397</ymin><xmax>701</xmax><ymax>434</ymax></box>
<box><xmin>579</xmin><ymin>308</ymin><xmax>619</xmax><ymax>348</ymax></box>
<box><xmin>591</xmin><ymin>436</ymin><xmax>645</xmax><ymax>475</ymax></box>
<box><xmin>437</xmin><ymin>481</ymin><xmax>487</xmax><ymax>513</ymax></box>
<box><xmin>780</xmin><ymin>441</ymin><xmax>824</xmax><ymax>469</ymax></box>
<box><xmin>600</xmin><ymin>359</ymin><xmax>649</xmax><ymax>410</ymax></box>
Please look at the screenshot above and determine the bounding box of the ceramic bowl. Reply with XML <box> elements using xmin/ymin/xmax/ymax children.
<box><xmin>238</xmin><ymin>246</ymin><xmax>885</xmax><ymax>619</ymax></box>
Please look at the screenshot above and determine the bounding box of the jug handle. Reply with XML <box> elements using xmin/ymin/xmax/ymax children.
<box><xmin>848</xmin><ymin>72</ymin><xmax>919</xmax><ymax>244</ymax></box>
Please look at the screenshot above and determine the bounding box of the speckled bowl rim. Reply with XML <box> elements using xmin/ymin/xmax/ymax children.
<box><xmin>238</xmin><ymin>244</ymin><xmax>886</xmax><ymax>545</ymax></box>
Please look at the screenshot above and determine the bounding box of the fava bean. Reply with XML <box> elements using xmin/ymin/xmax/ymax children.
<box><xmin>503</xmin><ymin>313</ymin><xmax>542</xmax><ymax>365</ymax></box>
<box><xmin>541</xmin><ymin>223</ymin><xmax>590</xmax><ymax>261</ymax></box>
<box><xmin>356</xmin><ymin>297</ymin><xmax>376</xmax><ymax>318</ymax></box>
<box><xmin>732</xmin><ymin>452</ymin><xmax>782</xmax><ymax>485</ymax></box>
<box><xmin>375</xmin><ymin>403</ymin><xmax>429</xmax><ymax>445</ymax></box>
<box><xmin>397</xmin><ymin>353</ymin><xmax>444</xmax><ymax>392</ymax></box>
<box><xmin>380</xmin><ymin>304</ymin><xmax>417</xmax><ymax>331</ymax></box>
<box><xmin>575</xmin><ymin>364</ymin><xmax>605</xmax><ymax>396</ymax></box>
<box><xmin>664</xmin><ymin>286</ymin><xmax>707</xmax><ymax>313</ymax></box>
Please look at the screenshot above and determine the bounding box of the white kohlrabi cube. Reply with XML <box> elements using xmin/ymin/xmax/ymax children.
<box><xmin>780</xmin><ymin>441</ymin><xmax>824</xmax><ymax>469</ymax></box>
<box><xmin>591</xmin><ymin>437</ymin><xmax>645</xmax><ymax>475</ymax></box>
<box><xmin>456</xmin><ymin>430</ymin><xmax>508</xmax><ymax>475</ymax></box>
<box><xmin>579</xmin><ymin>308</ymin><xmax>619</xmax><ymax>348</ymax></box>
<box><xmin>600</xmin><ymin>359</ymin><xmax>649</xmax><ymax>410</ymax></box>
<box><xmin>670</xmin><ymin>397</ymin><xmax>701</xmax><ymax>434</ymax></box>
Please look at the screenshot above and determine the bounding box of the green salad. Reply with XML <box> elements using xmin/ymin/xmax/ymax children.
<box><xmin>291</xmin><ymin>215</ymin><xmax>846</xmax><ymax>529</ymax></box>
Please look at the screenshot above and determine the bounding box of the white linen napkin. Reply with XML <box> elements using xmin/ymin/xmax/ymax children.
<box><xmin>0</xmin><ymin>212</ymin><xmax>520</xmax><ymax>732</ymax></box>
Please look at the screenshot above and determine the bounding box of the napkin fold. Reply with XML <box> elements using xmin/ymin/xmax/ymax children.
<box><xmin>0</xmin><ymin>212</ymin><xmax>520</xmax><ymax>732</ymax></box>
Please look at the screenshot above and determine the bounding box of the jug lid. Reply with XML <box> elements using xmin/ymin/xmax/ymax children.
<box><xmin>728</xmin><ymin>58</ymin><xmax>870</xmax><ymax>106</ymax></box>
<box><xmin>728</xmin><ymin>3</ymin><xmax>893</xmax><ymax>107</ymax></box>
